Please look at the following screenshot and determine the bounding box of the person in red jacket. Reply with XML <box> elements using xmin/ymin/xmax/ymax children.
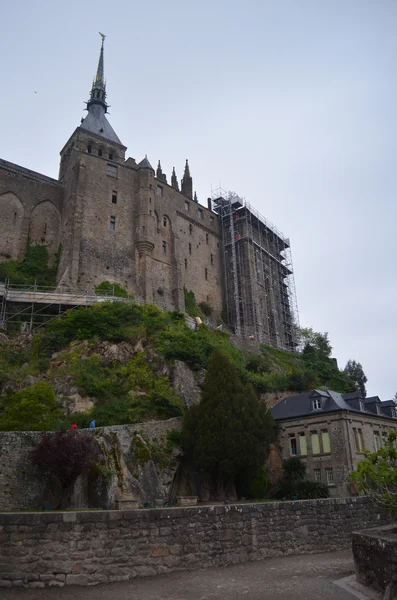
<box><xmin>70</xmin><ymin>422</ymin><xmax>78</xmax><ymax>430</ymax></box>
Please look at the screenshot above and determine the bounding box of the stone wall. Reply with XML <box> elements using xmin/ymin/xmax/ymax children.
<box><xmin>353</xmin><ymin>523</ymin><xmax>397</xmax><ymax>594</ymax></box>
<box><xmin>0</xmin><ymin>497</ymin><xmax>392</xmax><ymax>588</ymax></box>
<box><xmin>0</xmin><ymin>419</ymin><xmax>182</xmax><ymax>511</ymax></box>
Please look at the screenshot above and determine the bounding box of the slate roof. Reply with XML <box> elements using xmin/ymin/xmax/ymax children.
<box><xmin>80</xmin><ymin>104</ymin><xmax>123</xmax><ymax>145</ymax></box>
<box><xmin>137</xmin><ymin>156</ymin><xmax>154</xmax><ymax>170</ymax></box>
<box><xmin>271</xmin><ymin>389</ymin><xmax>397</xmax><ymax>421</ymax></box>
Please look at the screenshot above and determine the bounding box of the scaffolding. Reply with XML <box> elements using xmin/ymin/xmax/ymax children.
<box><xmin>212</xmin><ymin>188</ymin><xmax>299</xmax><ymax>351</ymax></box>
<box><xmin>0</xmin><ymin>280</ymin><xmax>131</xmax><ymax>334</ymax></box>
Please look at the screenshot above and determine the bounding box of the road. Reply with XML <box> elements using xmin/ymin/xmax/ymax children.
<box><xmin>2</xmin><ymin>550</ymin><xmax>361</xmax><ymax>600</ymax></box>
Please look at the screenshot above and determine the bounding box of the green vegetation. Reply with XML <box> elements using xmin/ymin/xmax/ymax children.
<box><xmin>351</xmin><ymin>430</ymin><xmax>397</xmax><ymax>515</ymax></box>
<box><xmin>0</xmin><ymin>242</ymin><xmax>61</xmax><ymax>288</ymax></box>
<box><xmin>94</xmin><ymin>281</ymin><xmax>129</xmax><ymax>298</ymax></box>
<box><xmin>181</xmin><ymin>351</ymin><xmax>277</xmax><ymax>498</ymax></box>
<box><xmin>0</xmin><ymin>301</ymin><xmax>360</xmax><ymax>432</ymax></box>
<box><xmin>0</xmin><ymin>382</ymin><xmax>62</xmax><ymax>431</ymax></box>
<box><xmin>274</xmin><ymin>457</ymin><xmax>329</xmax><ymax>500</ymax></box>
<box><xmin>184</xmin><ymin>288</ymin><xmax>201</xmax><ymax>318</ymax></box>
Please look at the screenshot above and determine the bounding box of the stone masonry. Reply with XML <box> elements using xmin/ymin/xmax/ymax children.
<box><xmin>0</xmin><ymin>497</ymin><xmax>392</xmax><ymax>588</ymax></box>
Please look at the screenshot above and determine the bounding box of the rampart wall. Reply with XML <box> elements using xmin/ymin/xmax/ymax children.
<box><xmin>0</xmin><ymin>497</ymin><xmax>392</xmax><ymax>588</ymax></box>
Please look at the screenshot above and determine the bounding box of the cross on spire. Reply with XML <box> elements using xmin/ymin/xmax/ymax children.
<box><xmin>87</xmin><ymin>32</ymin><xmax>108</xmax><ymax>113</ymax></box>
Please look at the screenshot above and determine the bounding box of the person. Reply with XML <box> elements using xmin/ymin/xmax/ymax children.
<box><xmin>70</xmin><ymin>422</ymin><xmax>78</xmax><ymax>430</ymax></box>
<box><xmin>89</xmin><ymin>419</ymin><xmax>96</xmax><ymax>429</ymax></box>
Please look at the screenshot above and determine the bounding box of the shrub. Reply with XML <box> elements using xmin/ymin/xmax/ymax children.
<box><xmin>0</xmin><ymin>382</ymin><xmax>61</xmax><ymax>431</ymax></box>
<box><xmin>184</xmin><ymin>289</ymin><xmax>200</xmax><ymax>317</ymax></box>
<box><xmin>198</xmin><ymin>301</ymin><xmax>213</xmax><ymax>317</ymax></box>
<box><xmin>95</xmin><ymin>281</ymin><xmax>129</xmax><ymax>298</ymax></box>
<box><xmin>74</xmin><ymin>355</ymin><xmax>125</xmax><ymax>401</ymax></box>
<box><xmin>30</xmin><ymin>430</ymin><xmax>101</xmax><ymax>508</ymax></box>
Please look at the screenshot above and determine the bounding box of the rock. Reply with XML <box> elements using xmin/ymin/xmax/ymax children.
<box><xmin>172</xmin><ymin>361</ymin><xmax>202</xmax><ymax>407</ymax></box>
<box><xmin>64</xmin><ymin>393</ymin><xmax>95</xmax><ymax>414</ymax></box>
<box><xmin>22</xmin><ymin>375</ymin><xmax>40</xmax><ymax>387</ymax></box>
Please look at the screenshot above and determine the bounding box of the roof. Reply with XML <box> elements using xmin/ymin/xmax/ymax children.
<box><xmin>137</xmin><ymin>156</ymin><xmax>154</xmax><ymax>170</ymax></box>
<box><xmin>80</xmin><ymin>104</ymin><xmax>122</xmax><ymax>145</ymax></box>
<box><xmin>271</xmin><ymin>389</ymin><xmax>397</xmax><ymax>421</ymax></box>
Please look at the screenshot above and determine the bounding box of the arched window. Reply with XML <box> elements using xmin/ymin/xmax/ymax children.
<box><xmin>98</xmin><ymin>148</ymin><xmax>103</xmax><ymax>157</ymax></box>
<box><xmin>87</xmin><ymin>145</ymin><xmax>92</xmax><ymax>154</ymax></box>
<box><xmin>109</xmin><ymin>153</ymin><xmax>113</xmax><ymax>160</ymax></box>
<box><xmin>163</xmin><ymin>216</ymin><xmax>167</xmax><ymax>227</ymax></box>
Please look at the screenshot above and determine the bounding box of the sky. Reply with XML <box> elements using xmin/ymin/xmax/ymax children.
<box><xmin>1</xmin><ymin>0</ymin><xmax>396</xmax><ymax>399</ymax></box>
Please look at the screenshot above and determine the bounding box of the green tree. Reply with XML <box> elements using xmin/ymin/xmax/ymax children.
<box><xmin>344</xmin><ymin>360</ymin><xmax>368</xmax><ymax>397</ymax></box>
<box><xmin>0</xmin><ymin>382</ymin><xmax>61</xmax><ymax>431</ymax></box>
<box><xmin>351</xmin><ymin>430</ymin><xmax>397</xmax><ymax>515</ymax></box>
<box><xmin>182</xmin><ymin>351</ymin><xmax>276</xmax><ymax>499</ymax></box>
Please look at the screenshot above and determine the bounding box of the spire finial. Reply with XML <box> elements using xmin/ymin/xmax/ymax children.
<box><xmin>86</xmin><ymin>34</ymin><xmax>108</xmax><ymax>113</ymax></box>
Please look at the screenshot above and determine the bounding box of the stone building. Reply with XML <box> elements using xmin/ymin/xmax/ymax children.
<box><xmin>0</xmin><ymin>37</ymin><xmax>298</xmax><ymax>349</ymax></box>
<box><xmin>271</xmin><ymin>389</ymin><xmax>397</xmax><ymax>497</ymax></box>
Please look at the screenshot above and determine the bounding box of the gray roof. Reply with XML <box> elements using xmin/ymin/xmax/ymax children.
<box><xmin>137</xmin><ymin>156</ymin><xmax>154</xmax><ymax>170</ymax></box>
<box><xmin>271</xmin><ymin>389</ymin><xmax>397</xmax><ymax>421</ymax></box>
<box><xmin>80</xmin><ymin>104</ymin><xmax>122</xmax><ymax>145</ymax></box>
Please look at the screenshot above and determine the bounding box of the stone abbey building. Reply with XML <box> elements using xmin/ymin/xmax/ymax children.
<box><xmin>0</xmin><ymin>38</ymin><xmax>298</xmax><ymax>350</ymax></box>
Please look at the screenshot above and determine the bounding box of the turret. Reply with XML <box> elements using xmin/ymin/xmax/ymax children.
<box><xmin>181</xmin><ymin>159</ymin><xmax>193</xmax><ymax>199</ymax></box>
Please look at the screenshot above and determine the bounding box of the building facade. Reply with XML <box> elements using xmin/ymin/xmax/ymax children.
<box><xmin>0</xmin><ymin>38</ymin><xmax>298</xmax><ymax>349</ymax></box>
<box><xmin>271</xmin><ymin>389</ymin><xmax>397</xmax><ymax>497</ymax></box>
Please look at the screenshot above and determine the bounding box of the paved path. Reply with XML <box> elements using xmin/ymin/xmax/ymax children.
<box><xmin>3</xmin><ymin>550</ymin><xmax>358</xmax><ymax>600</ymax></box>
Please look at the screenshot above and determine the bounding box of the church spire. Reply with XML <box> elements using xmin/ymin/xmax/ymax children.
<box><xmin>181</xmin><ymin>159</ymin><xmax>193</xmax><ymax>199</ymax></box>
<box><xmin>171</xmin><ymin>167</ymin><xmax>179</xmax><ymax>191</ymax></box>
<box><xmin>87</xmin><ymin>32</ymin><xmax>108</xmax><ymax>113</ymax></box>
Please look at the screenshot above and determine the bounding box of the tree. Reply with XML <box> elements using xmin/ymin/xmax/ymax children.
<box><xmin>298</xmin><ymin>327</ymin><xmax>332</xmax><ymax>358</ymax></box>
<box><xmin>30</xmin><ymin>430</ymin><xmax>101</xmax><ymax>508</ymax></box>
<box><xmin>351</xmin><ymin>430</ymin><xmax>397</xmax><ymax>515</ymax></box>
<box><xmin>344</xmin><ymin>360</ymin><xmax>368</xmax><ymax>397</ymax></box>
<box><xmin>0</xmin><ymin>382</ymin><xmax>62</xmax><ymax>431</ymax></box>
<box><xmin>181</xmin><ymin>351</ymin><xmax>277</xmax><ymax>499</ymax></box>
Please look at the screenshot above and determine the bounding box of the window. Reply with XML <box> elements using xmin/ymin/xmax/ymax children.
<box><xmin>189</xmin><ymin>224</ymin><xmax>193</xmax><ymax>235</ymax></box>
<box><xmin>299</xmin><ymin>432</ymin><xmax>307</xmax><ymax>456</ymax></box>
<box><xmin>112</xmin><ymin>191</ymin><xmax>117</xmax><ymax>204</ymax></box>
<box><xmin>325</xmin><ymin>468</ymin><xmax>334</xmax><ymax>485</ymax></box>
<box><xmin>312</xmin><ymin>398</ymin><xmax>322</xmax><ymax>410</ymax></box>
<box><xmin>198</xmin><ymin>208</ymin><xmax>203</xmax><ymax>219</ymax></box>
<box><xmin>374</xmin><ymin>431</ymin><xmax>381</xmax><ymax>451</ymax></box>
<box><xmin>109</xmin><ymin>153</ymin><xmax>113</xmax><ymax>160</ymax></box>
<box><xmin>109</xmin><ymin>216</ymin><xmax>116</xmax><ymax>230</ymax></box>
<box><xmin>184</xmin><ymin>258</ymin><xmax>187</xmax><ymax>270</ymax></box>
<box><xmin>314</xmin><ymin>469</ymin><xmax>321</xmax><ymax>482</ymax></box>
<box><xmin>87</xmin><ymin>145</ymin><xmax>92</xmax><ymax>154</ymax></box>
<box><xmin>205</xmin><ymin>268</ymin><xmax>208</xmax><ymax>280</ymax></box>
<box><xmin>289</xmin><ymin>434</ymin><xmax>297</xmax><ymax>456</ymax></box>
<box><xmin>189</xmin><ymin>243</ymin><xmax>192</xmax><ymax>255</ymax></box>
<box><xmin>206</xmin><ymin>233</ymin><xmax>209</xmax><ymax>244</ymax></box>
<box><xmin>162</xmin><ymin>241</ymin><xmax>167</xmax><ymax>254</ymax></box>
<box><xmin>185</xmin><ymin>200</ymin><xmax>189</xmax><ymax>212</ymax></box>
<box><xmin>210</xmin><ymin>254</ymin><xmax>214</xmax><ymax>266</ymax></box>
<box><xmin>321</xmin><ymin>430</ymin><xmax>331</xmax><ymax>453</ymax></box>
<box><xmin>157</xmin><ymin>185</ymin><xmax>163</xmax><ymax>197</ymax></box>
<box><xmin>163</xmin><ymin>217</ymin><xmax>167</xmax><ymax>227</ymax></box>
<box><xmin>98</xmin><ymin>148</ymin><xmax>103</xmax><ymax>157</ymax></box>
<box><xmin>311</xmin><ymin>431</ymin><xmax>320</xmax><ymax>455</ymax></box>
<box><xmin>357</xmin><ymin>429</ymin><xmax>364</xmax><ymax>451</ymax></box>
<box><xmin>107</xmin><ymin>164</ymin><xmax>117</xmax><ymax>177</ymax></box>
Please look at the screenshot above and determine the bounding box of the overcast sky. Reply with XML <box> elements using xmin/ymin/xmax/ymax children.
<box><xmin>1</xmin><ymin>0</ymin><xmax>396</xmax><ymax>399</ymax></box>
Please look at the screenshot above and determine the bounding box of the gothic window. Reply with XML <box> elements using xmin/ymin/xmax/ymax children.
<box><xmin>162</xmin><ymin>240</ymin><xmax>167</xmax><ymax>254</ymax></box>
<box><xmin>112</xmin><ymin>191</ymin><xmax>117</xmax><ymax>204</ymax></box>
<box><xmin>110</xmin><ymin>216</ymin><xmax>116</xmax><ymax>230</ymax></box>
<box><xmin>87</xmin><ymin>145</ymin><xmax>92</xmax><ymax>154</ymax></box>
<box><xmin>98</xmin><ymin>148</ymin><xmax>103</xmax><ymax>157</ymax></box>
<box><xmin>109</xmin><ymin>153</ymin><xmax>113</xmax><ymax>160</ymax></box>
<box><xmin>163</xmin><ymin>217</ymin><xmax>167</xmax><ymax>227</ymax></box>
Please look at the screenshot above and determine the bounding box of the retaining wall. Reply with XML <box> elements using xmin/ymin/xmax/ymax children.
<box><xmin>0</xmin><ymin>497</ymin><xmax>392</xmax><ymax>588</ymax></box>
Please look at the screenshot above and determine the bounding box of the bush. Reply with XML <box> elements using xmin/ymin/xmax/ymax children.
<box><xmin>0</xmin><ymin>243</ymin><xmax>61</xmax><ymax>287</ymax></box>
<box><xmin>0</xmin><ymin>382</ymin><xmax>61</xmax><ymax>431</ymax></box>
<box><xmin>95</xmin><ymin>281</ymin><xmax>129</xmax><ymax>298</ymax></box>
<box><xmin>274</xmin><ymin>457</ymin><xmax>329</xmax><ymax>500</ymax></box>
<box><xmin>74</xmin><ymin>355</ymin><xmax>125</xmax><ymax>401</ymax></box>
<box><xmin>198</xmin><ymin>301</ymin><xmax>213</xmax><ymax>317</ymax></box>
<box><xmin>184</xmin><ymin>289</ymin><xmax>200</xmax><ymax>318</ymax></box>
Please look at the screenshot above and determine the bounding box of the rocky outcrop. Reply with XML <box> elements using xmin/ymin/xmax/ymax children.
<box><xmin>172</xmin><ymin>360</ymin><xmax>206</xmax><ymax>408</ymax></box>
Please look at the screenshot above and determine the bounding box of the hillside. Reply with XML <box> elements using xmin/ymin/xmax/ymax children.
<box><xmin>0</xmin><ymin>301</ymin><xmax>356</xmax><ymax>431</ymax></box>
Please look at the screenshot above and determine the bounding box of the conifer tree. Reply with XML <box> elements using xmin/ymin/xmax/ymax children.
<box><xmin>182</xmin><ymin>351</ymin><xmax>276</xmax><ymax>499</ymax></box>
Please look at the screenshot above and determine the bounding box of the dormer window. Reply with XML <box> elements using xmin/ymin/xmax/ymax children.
<box><xmin>359</xmin><ymin>400</ymin><xmax>364</xmax><ymax>411</ymax></box>
<box><xmin>312</xmin><ymin>398</ymin><xmax>322</xmax><ymax>410</ymax></box>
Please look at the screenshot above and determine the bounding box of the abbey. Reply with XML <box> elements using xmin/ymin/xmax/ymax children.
<box><xmin>0</xmin><ymin>38</ymin><xmax>298</xmax><ymax>350</ymax></box>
